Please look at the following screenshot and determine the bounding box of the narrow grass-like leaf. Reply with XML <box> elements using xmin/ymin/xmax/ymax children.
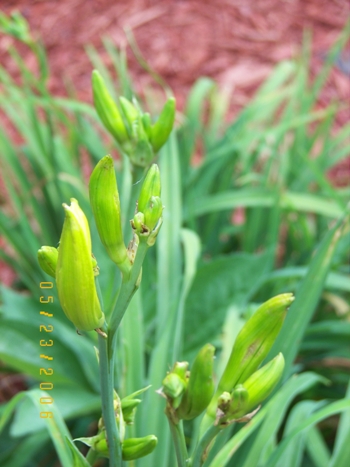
<box><xmin>275</xmin><ymin>400</ymin><xmax>326</xmax><ymax>467</ymax></box>
<box><xmin>267</xmin><ymin>211</ymin><xmax>349</xmax><ymax>377</ymax></box>
<box><xmin>65</xmin><ymin>437</ymin><xmax>91</xmax><ymax>467</ymax></box>
<box><xmin>0</xmin><ymin>390</ymin><xmax>73</xmax><ymax>467</ymax></box>
<box><xmin>185</xmin><ymin>189</ymin><xmax>344</xmax><ymax>219</ymax></box>
<box><xmin>267</xmin><ymin>398</ymin><xmax>350</xmax><ymax>467</ymax></box>
<box><xmin>306</xmin><ymin>426</ymin><xmax>331</xmax><ymax>467</ymax></box>
<box><xmin>329</xmin><ymin>381</ymin><xmax>350</xmax><ymax>467</ymax></box>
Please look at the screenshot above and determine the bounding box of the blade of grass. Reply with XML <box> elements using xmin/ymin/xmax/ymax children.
<box><xmin>306</xmin><ymin>425</ymin><xmax>331</xmax><ymax>467</ymax></box>
<box><xmin>329</xmin><ymin>380</ymin><xmax>350</xmax><ymax>467</ymax></box>
<box><xmin>267</xmin><ymin>398</ymin><xmax>350</xmax><ymax>467</ymax></box>
<box><xmin>0</xmin><ymin>390</ymin><xmax>73</xmax><ymax>467</ymax></box>
<box><xmin>267</xmin><ymin>210</ymin><xmax>349</xmax><ymax>378</ymax></box>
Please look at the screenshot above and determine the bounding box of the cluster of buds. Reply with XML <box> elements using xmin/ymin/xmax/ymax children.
<box><xmin>38</xmin><ymin>199</ymin><xmax>105</xmax><ymax>333</ymax></box>
<box><xmin>38</xmin><ymin>158</ymin><xmax>164</xmax><ymax>331</ymax></box>
<box><xmin>76</xmin><ymin>387</ymin><xmax>157</xmax><ymax>461</ymax></box>
<box><xmin>131</xmin><ymin>164</ymin><xmax>163</xmax><ymax>246</ymax></box>
<box><xmin>201</xmin><ymin>293</ymin><xmax>293</xmax><ymax>430</ymax></box>
<box><xmin>161</xmin><ymin>344</ymin><xmax>215</xmax><ymax>424</ymax></box>
<box><xmin>161</xmin><ymin>294</ymin><xmax>293</xmax><ymax>432</ymax></box>
<box><xmin>92</xmin><ymin>70</ymin><xmax>175</xmax><ymax>167</ymax></box>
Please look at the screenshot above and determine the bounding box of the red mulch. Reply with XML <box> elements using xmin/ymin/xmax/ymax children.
<box><xmin>1</xmin><ymin>0</ymin><xmax>348</xmax><ymax>111</ymax></box>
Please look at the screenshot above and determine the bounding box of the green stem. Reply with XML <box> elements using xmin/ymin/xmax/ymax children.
<box><xmin>109</xmin><ymin>241</ymin><xmax>149</xmax><ymax>349</ymax></box>
<box><xmin>167</xmin><ymin>416</ymin><xmax>189</xmax><ymax>467</ymax></box>
<box><xmin>98</xmin><ymin>327</ymin><xmax>122</xmax><ymax>467</ymax></box>
<box><xmin>99</xmin><ymin>241</ymin><xmax>149</xmax><ymax>465</ymax></box>
<box><xmin>190</xmin><ymin>425</ymin><xmax>222</xmax><ymax>467</ymax></box>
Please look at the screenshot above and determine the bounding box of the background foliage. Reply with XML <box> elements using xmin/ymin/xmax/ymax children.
<box><xmin>0</xmin><ymin>16</ymin><xmax>349</xmax><ymax>467</ymax></box>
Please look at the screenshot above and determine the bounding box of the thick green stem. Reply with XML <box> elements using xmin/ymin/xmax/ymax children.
<box><xmin>98</xmin><ymin>329</ymin><xmax>122</xmax><ymax>467</ymax></box>
<box><xmin>108</xmin><ymin>241</ymin><xmax>149</xmax><ymax>353</ymax></box>
<box><xmin>190</xmin><ymin>425</ymin><xmax>222</xmax><ymax>467</ymax></box>
<box><xmin>98</xmin><ymin>241</ymin><xmax>149</xmax><ymax>466</ymax></box>
<box><xmin>167</xmin><ymin>417</ymin><xmax>189</xmax><ymax>467</ymax></box>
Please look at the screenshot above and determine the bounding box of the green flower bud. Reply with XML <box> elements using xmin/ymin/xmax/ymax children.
<box><xmin>118</xmin><ymin>100</ymin><xmax>156</xmax><ymax>166</ymax></box>
<box><xmin>91</xmin><ymin>254</ymin><xmax>100</xmax><ymax>276</ymax></box>
<box><xmin>143</xmin><ymin>196</ymin><xmax>163</xmax><ymax>232</ymax></box>
<box><xmin>150</xmin><ymin>97</ymin><xmax>176</xmax><ymax>152</ymax></box>
<box><xmin>130</xmin><ymin>125</ymin><xmax>154</xmax><ymax>167</ymax></box>
<box><xmin>119</xmin><ymin>96</ymin><xmax>139</xmax><ymax>131</ymax></box>
<box><xmin>89</xmin><ymin>155</ymin><xmax>131</xmax><ymax>275</ymax></box>
<box><xmin>217</xmin><ymin>391</ymin><xmax>232</xmax><ymax>413</ymax></box>
<box><xmin>121</xmin><ymin>399</ymin><xmax>141</xmax><ymax>425</ymax></box>
<box><xmin>56</xmin><ymin>198</ymin><xmax>105</xmax><ymax>331</ymax></box>
<box><xmin>172</xmin><ymin>361</ymin><xmax>189</xmax><ymax>381</ymax></box>
<box><xmin>142</xmin><ymin>112</ymin><xmax>152</xmax><ymax>139</ymax></box>
<box><xmin>177</xmin><ymin>344</ymin><xmax>215</xmax><ymax>420</ymax></box>
<box><xmin>94</xmin><ymin>435</ymin><xmax>158</xmax><ymax>460</ymax></box>
<box><xmin>131</xmin><ymin>212</ymin><xmax>146</xmax><ymax>236</ymax></box>
<box><xmin>138</xmin><ymin>164</ymin><xmax>161</xmax><ymax>213</ymax></box>
<box><xmin>38</xmin><ymin>246</ymin><xmax>58</xmax><ymax>278</ymax></box>
<box><xmin>133</xmin><ymin>164</ymin><xmax>163</xmax><ymax>244</ymax></box>
<box><xmin>207</xmin><ymin>294</ymin><xmax>292</xmax><ymax>419</ymax></box>
<box><xmin>163</xmin><ymin>373</ymin><xmax>187</xmax><ymax>409</ymax></box>
<box><xmin>243</xmin><ymin>352</ymin><xmax>285</xmax><ymax>413</ymax></box>
<box><xmin>218</xmin><ymin>385</ymin><xmax>249</xmax><ymax>422</ymax></box>
<box><xmin>122</xmin><ymin>436</ymin><xmax>158</xmax><ymax>461</ymax></box>
<box><xmin>92</xmin><ymin>70</ymin><xmax>128</xmax><ymax>145</ymax></box>
<box><xmin>228</xmin><ymin>385</ymin><xmax>249</xmax><ymax>418</ymax></box>
<box><xmin>120</xmin><ymin>385</ymin><xmax>151</xmax><ymax>424</ymax></box>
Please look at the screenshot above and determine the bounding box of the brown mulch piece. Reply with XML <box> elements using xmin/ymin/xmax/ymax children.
<box><xmin>0</xmin><ymin>0</ymin><xmax>348</xmax><ymax>112</ymax></box>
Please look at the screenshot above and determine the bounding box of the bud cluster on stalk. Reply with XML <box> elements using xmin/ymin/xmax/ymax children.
<box><xmin>38</xmin><ymin>199</ymin><xmax>105</xmax><ymax>333</ymax></box>
<box><xmin>161</xmin><ymin>344</ymin><xmax>215</xmax><ymax>424</ymax></box>
<box><xmin>161</xmin><ymin>294</ymin><xmax>293</xmax><ymax>432</ymax></box>
<box><xmin>75</xmin><ymin>386</ymin><xmax>157</xmax><ymax>461</ymax></box>
<box><xmin>200</xmin><ymin>293</ymin><xmax>294</xmax><ymax>432</ymax></box>
<box><xmin>131</xmin><ymin>164</ymin><xmax>163</xmax><ymax>246</ymax></box>
<box><xmin>92</xmin><ymin>69</ymin><xmax>175</xmax><ymax>167</ymax></box>
<box><xmin>38</xmin><ymin>158</ymin><xmax>164</xmax><ymax>332</ymax></box>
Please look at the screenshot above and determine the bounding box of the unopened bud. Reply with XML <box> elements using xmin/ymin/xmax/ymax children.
<box><xmin>89</xmin><ymin>155</ymin><xmax>131</xmax><ymax>275</ymax></box>
<box><xmin>143</xmin><ymin>196</ymin><xmax>163</xmax><ymax>232</ymax></box>
<box><xmin>122</xmin><ymin>436</ymin><xmax>158</xmax><ymax>461</ymax></box>
<box><xmin>38</xmin><ymin>246</ymin><xmax>58</xmax><ymax>278</ymax></box>
<box><xmin>56</xmin><ymin>198</ymin><xmax>105</xmax><ymax>331</ymax></box>
<box><xmin>92</xmin><ymin>70</ymin><xmax>128</xmax><ymax>145</ymax></box>
<box><xmin>177</xmin><ymin>344</ymin><xmax>215</xmax><ymax>420</ymax></box>
<box><xmin>150</xmin><ymin>97</ymin><xmax>176</xmax><ymax>152</ymax></box>
<box><xmin>243</xmin><ymin>352</ymin><xmax>285</xmax><ymax>412</ymax></box>
<box><xmin>162</xmin><ymin>373</ymin><xmax>187</xmax><ymax>409</ymax></box>
<box><xmin>138</xmin><ymin>164</ymin><xmax>161</xmax><ymax>213</ymax></box>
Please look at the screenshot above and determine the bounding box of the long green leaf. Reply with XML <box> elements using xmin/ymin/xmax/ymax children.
<box><xmin>267</xmin><ymin>398</ymin><xmax>350</xmax><ymax>467</ymax></box>
<box><xmin>329</xmin><ymin>380</ymin><xmax>350</xmax><ymax>467</ymax></box>
<box><xmin>267</xmin><ymin>211</ymin><xmax>349</xmax><ymax>377</ymax></box>
<box><xmin>0</xmin><ymin>390</ymin><xmax>72</xmax><ymax>467</ymax></box>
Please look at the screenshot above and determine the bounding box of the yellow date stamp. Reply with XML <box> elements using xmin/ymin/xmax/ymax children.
<box><xmin>39</xmin><ymin>281</ymin><xmax>54</xmax><ymax>419</ymax></box>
